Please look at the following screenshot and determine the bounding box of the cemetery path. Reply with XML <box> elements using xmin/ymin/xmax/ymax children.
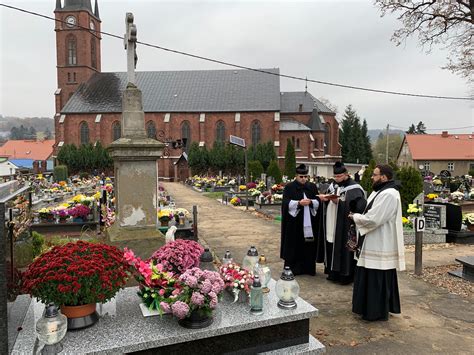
<box><xmin>164</xmin><ymin>183</ymin><xmax>474</xmax><ymax>355</ymax></box>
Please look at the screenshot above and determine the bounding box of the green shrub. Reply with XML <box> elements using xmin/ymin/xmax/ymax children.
<box><xmin>31</xmin><ymin>231</ymin><xmax>45</xmax><ymax>257</ymax></box>
<box><xmin>361</xmin><ymin>159</ymin><xmax>376</xmax><ymax>194</ymax></box>
<box><xmin>248</xmin><ymin>160</ymin><xmax>264</xmax><ymax>181</ymax></box>
<box><xmin>284</xmin><ymin>139</ymin><xmax>296</xmax><ymax>179</ymax></box>
<box><xmin>267</xmin><ymin>160</ymin><xmax>282</xmax><ymax>183</ymax></box>
<box><xmin>53</xmin><ymin>165</ymin><xmax>68</xmax><ymax>182</ymax></box>
<box><xmin>398</xmin><ymin>166</ymin><xmax>423</xmax><ymax>217</ymax></box>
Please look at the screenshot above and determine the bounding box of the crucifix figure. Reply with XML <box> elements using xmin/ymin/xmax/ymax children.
<box><xmin>124</xmin><ymin>12</ymin><xmax>138</xmax><ymax>85</ymax></box>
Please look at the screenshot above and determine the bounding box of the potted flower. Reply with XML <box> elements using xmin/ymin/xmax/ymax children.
<box><xmin>68</xmin><ymin>204</ymin><xmax>91</xmax><ymax>222</ymax></box>
<box><xmin>52</xmin><ymin>206</ymin><xmax>69</xmax><ymax>223</ymax></box>
<box><xmin>150</xmin><ymin>239</ymin><xmax>204</xmax><ymax>275</ymax></box>
<box><xmin>219</xmin><ymin>262</ymin><xmax>254</xmax><ymax>303</ymax></box>
<box><xmin>158</xmin><ymin>209</ymin><xmax>173</xmax><ymax>226</ymax></box>
<box><xmin>463</xmin><ymin>213</ymin><xmax>474</xmax><ymax>232</ymax></box>
<box><xmin>22</xmin><ymin>241</ymin><xmax>131</xmax><ymax>329</ymax></box>
<box><xmin>124</xmin><ymin>248</ymin><xmax>181</xmax><ymax>313</ymax></box>
<box><xmin>38</xmin><ymin>207</ymin><xmax>54</xmax><ymax>222</ymax></box>
<box><xmin>170</xmin><ymin>267</ymin><xmax>225</xmax><ymax>328</ymax></box>
<box><xmin>230</xmin><ymin>197</ymin><xmax>241</xmax><ymax>206</ymax></box>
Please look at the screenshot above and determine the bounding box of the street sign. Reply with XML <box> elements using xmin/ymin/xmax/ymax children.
<box><xmin>229</xmin><ymin>135</ymin><xmax>246</xmax><ymax>148</ymax></box>
<box><xmin>415</xmin><ymin>217</ymin><xmax>426</xmax><ymax>232</ymax></box>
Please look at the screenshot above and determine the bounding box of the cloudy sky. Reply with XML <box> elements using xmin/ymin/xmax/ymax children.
<box><xmin>0</xmin><ymin>0</ymin><xmax>472</xmax><ymax>132</ymax></box>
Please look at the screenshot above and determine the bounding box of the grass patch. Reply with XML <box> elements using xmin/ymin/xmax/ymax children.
<box><xmin>203</xmin><ymin>192</ymin><xmax>224</xmax><ymax>200</ymax></box>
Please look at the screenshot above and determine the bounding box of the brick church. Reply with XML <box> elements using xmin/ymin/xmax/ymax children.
<box><xmin>53</xmin><ymin>0</ymin><xmax>341</xmax><ymax>180</ymax></box>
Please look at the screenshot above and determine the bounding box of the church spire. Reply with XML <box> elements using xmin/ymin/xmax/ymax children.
<box><xmin>55</xmin><ymin>0</ymin><xmax>62</xmax><ymax>10</ymax></box>
<box><xmin>94</xmin><ymin>0</ymin><xmax>100</xmax><ymax>19</ymax></box>
<box><xmin>62</xmin><ymin>0</ymin><xmax>93</xmax><ymax>13</ymax></box>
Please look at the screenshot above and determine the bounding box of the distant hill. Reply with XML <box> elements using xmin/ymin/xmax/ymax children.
<box><xmin>0</xmin><ymin>115</ymin><xmax>54</xmax><ymax>139</ymax></box>
<box><xmin>368</xmin><ymin>129</ymin><xmax>404</xmax><ymax>143</ymax></box>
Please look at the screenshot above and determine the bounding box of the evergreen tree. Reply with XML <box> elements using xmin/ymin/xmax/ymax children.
<box><xmin>360</xmin><ymin>159</ymin><xmax>376</xmax><ymax>194</ymax></box>
<box><xmin>398</xmin><ymin>166</ymin><xmax>423</xmax><ymax>216</ymax></box>
<box><xmin>28</xmin><ymin>126</ymin><xmax>37</xmax><ymax>139</ymax></box>
<box><xmin>284</xmin><ymin>139</ymin><xmax>296</xmax><ymax>179</ymax></box>
<box><xmin>361</xmin><ymin>119</ymin><xmax>373</xmax><ymax>163</ymax></box>
<box><xmin>208</xmin><ymin>142</ymin><xmax>226</xmax><ymax>173</ymax></box>
<box><xmin>248</xmin><ymin>160</ymin><xmax>264</xmax><ymax>181</ymax></box>
<box><xmin>188</xmin><ymin>142</ymin><xmax>203</xmax><ymax>175</ymax></box>
<box><xmin>44</xmin><ymin>128</ymin><xmax>52</xmax><ymax>139</ymax></box>
<box><xmin>267</xmin><ymin>160</ymin><xmax>282</xmax><ymax>183</ymax></box>
<box><xmin>339</xmin><ymin>105</ymin><xmax>368</xmax><ymax>163</ymax></box>
<box><xmin>416</xmin><ymin>121</ymin><xmax>427</xmax><ymax>134</ymax></box>
<box><xmin>406</xmin><ymin>124</ymin><xmax>416</xmax><ymax>134</ymax></box>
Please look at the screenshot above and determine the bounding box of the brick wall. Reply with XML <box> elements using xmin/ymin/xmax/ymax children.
<box><xmin>55</xmin><ymin>9</ymin><xmax>101</xmax><ymax>113</ymax></box>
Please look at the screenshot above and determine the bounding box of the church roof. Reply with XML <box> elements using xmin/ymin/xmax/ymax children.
<box><xmin>61</xmin><ymin>68</ymin><xmax>281</xmax><ymax>114</ymax></box>
<box><xmin>280</xmin><ymin>119</ymin><xmax>311</xmax><ymax>131</ymax></box>
<box><xmin>280</xmin><ymin>92</ymin><xmax>335</xmax><ymax>114</ymax></box>
<box><xmin>56</xmin><ymin>0</ymin><xmax>99</xmax><ymax>19</ymax></box>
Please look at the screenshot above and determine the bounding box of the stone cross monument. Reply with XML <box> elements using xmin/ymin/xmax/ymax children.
<box><xmin>107</xmin><ymin>13</ymin><xmax>164</xmax><ymax>242</ymax></box>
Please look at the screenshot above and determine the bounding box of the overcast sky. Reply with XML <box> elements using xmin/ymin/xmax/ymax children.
<box><xmin>0</xmin><ymin>0</ymin><xmax>472</xmax><ymax>132</ymax></box>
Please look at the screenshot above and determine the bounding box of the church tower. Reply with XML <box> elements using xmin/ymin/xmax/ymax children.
<box><xmin>54</xmin><ymin>0</ymin><xmax>101</xmax><ymax>113</ymax></box>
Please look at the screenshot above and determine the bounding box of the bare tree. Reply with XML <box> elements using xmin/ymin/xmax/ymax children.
<box><xmin>375</xmin><ymin>0</ymin><xmax>473</xmax><ymax>81</ymax></box>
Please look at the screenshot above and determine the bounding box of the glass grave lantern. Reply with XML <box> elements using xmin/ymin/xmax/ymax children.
<box><xmin>36</xmin><ymin>303</ymin><xmax>68</xmax><ymax>354</ymax></box>
<box><xmin>242</xmin><ymin>246</ymin><xmax>259</xmax><ymax>272</ymax></box>
<box><xmin>253</xmin><ymin>254</ymin><xmax>271</xmax><ymax>293</ymax></box>
<box><xmin>275</xmin><ymin>266</ymin><xmax>300</xmax><ymax>309</ymax></box>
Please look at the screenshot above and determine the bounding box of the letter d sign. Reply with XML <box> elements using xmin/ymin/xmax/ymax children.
<box><xmin>415</xmin><ymin>217</ymin><xmax>425</xmax><ymax>232</ymax></box>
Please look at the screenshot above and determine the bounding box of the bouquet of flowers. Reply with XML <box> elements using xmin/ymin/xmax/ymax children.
<box><xmin>150</xmin><ymin>239</ymin><xmax>204</xmax><ymax>275</ymax></box>
<box><xmin>230</xmin><ymin>197</ymin><xmax>241</xmax><ymax>206</ymax></box>
<box><xmin>219</xmin><ymin>262</ymin><xmax>254</xmax><ymax>295</ymax></box>
<box><xmin>407</xmin><ymin>203</ymin><xmax>422</xmax><ymax>217</ymax></box>
<box><xmin>124</xmin><ymin>248</ymin><xmax>182</xmax><ymax>312</ymax></box>
<box><xmin>239</xmin><ymin>185</ymin><xmax>247</xmax><ymax>191</ymax></box>
<box><xmin>402</xmin><ymin>216</ymin><xmax>413</xmax><ymax>229</ymax></box>
<box><xmin>248</xmin><ymin>188</ymin><xmax>261</xmax><ymax>197</ymax></box>
<box><xmin>163</xmin><ymin>267</ymin><xmax>224</xmax><ymax>319</ymax></box>
<box><xmin>38</xmin><ymin>207</ymin><xmax>53</xmax><ymax>220</ymax></box>
<box><xmin>68</xmin><ymin>204</ymin><xmax>91</xmax><ymax>219</ymax></box>
<box><xmin>450</xmin><ymin>191</ymin><xmax>464</xmax><ymax>203</ymax></box>
<box><xmin>426</xmin><ymin>193</ymin><xmax>438</xmax><ymax>200</ymax></box>
<box><xmin>158</xmin><ymin>209</ymin><xmax>173</xmax><ymax>222</ymax></box>
<box><xmin>22</xmin><ymin>241</ymin><xmax>131</xmax><ymax>306</ymax></box>
<box><xmin>272</xmin><ymin>193</ymin><xmax>283</xmax><ymax>202</ymax></box>
<box><xmin>246</xmin><ymin>182</ymin><xmax>257</xmax><ymax>189</ymax></box>
<box><xmin>52</xmin><ymin>206</ymin><xmax>69</xmax><ymax>219</ymax></box>
<box><xmin>271</xmin><ymin>184</ymin><xmax>285</xmax><ymax>193</ymax></box>
<box><xmin>463</xmin><ymin>213</ymin><xmax>474</xmax><ymax>226</ymax></box>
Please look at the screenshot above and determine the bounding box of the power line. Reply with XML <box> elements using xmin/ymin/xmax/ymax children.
<box><xmin>1</xmin><ymin>3</ymin><xmax>473</xmax><ymax>101</ymax></box>
<box><xmin>389</xmin><ymin>124</ymin><xmax>474</xmax><ymax>131</ymax></box>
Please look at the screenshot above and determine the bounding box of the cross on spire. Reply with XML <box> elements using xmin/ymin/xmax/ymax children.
<box><xmin>124</xmin><ymin>12</ymin><xmax>138</xmax><ymax>85</ymax></box>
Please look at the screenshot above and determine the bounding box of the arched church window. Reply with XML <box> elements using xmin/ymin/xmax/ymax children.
<box><xmin>216</xmin><ymin>120</ymin><xmax>226</xmax><ymax>142</ymax></box>
<box><xmin>112</xmin><ymin>121</ymin><xmax>121</xmax><ymax>141</ymax></box>
<box><xmin>80</xmin><ymin>122</ymin><xmax>89</xmax><ymax>145</ymax></box>
<box><xmin>146</xmin><ymin>121</ymin><xmax>156</xmax><ymax>139</ymax></box>
<box><xmin>181</xmin><ymin>121</ymin><xmax>191</xmax><ymax>151</ymax></box>
<box><xmin>91</xmin><ymin>39</ymin><xmax>97</xmax><ymax>69</ymax></box>
<box><xmin>67</xmin><ymin>35</ymin><xmax>77</xmax><ymax>66</ymax></box>
<box><xmin>324</xmin><ymin>123</ymin><xmax>331</xmax><ymax>155</ymax></box>
<box><xmin>251</xmin><ymin>120</ymin><xmax>261</xmax><ymax>146</ymax></box>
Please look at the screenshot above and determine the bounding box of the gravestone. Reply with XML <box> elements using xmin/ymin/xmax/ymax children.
<box><xmin>423</xmin><ymin>182</ymin><xmax>434</xmax><ymax>195</ymax></box>
<box><xmin>449</xmin><ymin>256</ymin><xmax>474</xmax><ymax>282</ymax></box>
<box><xmin>107</xmin><ymin>13</ymin><xmax>164</xmax><ymax>242</ymax></box>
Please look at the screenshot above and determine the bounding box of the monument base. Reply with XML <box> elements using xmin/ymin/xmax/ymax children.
<box><xmin>106</xmin><ymin>223</ymin><xmax>165</xmax><ymax>260</ymax></box>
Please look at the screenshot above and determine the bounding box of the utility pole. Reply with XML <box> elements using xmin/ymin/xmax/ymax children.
<box><xmin>385</xmin><ymin>124</ymin><xmax>389</xmax><ymax>164</ymax></box>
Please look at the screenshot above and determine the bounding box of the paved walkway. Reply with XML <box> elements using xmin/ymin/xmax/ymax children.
<box><xmin>164</xmin><ymin>183</ymin><xmax>474</xmax><ymax>354</ymax></box>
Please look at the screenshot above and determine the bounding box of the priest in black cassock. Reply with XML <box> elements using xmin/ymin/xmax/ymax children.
<box><xmin>280</xmin><ymin>164</ymin><xmax>327</xmax><ymax>276</ymax></box>
<box><xmin>324</xmin><ymin>162</ymin><xmax>367</xmax><ymax>284</ymax></box>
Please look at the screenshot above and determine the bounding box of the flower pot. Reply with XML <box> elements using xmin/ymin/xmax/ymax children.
<box><xmin>178</xmin><ymin>308</ymin><xmax>213</xmax><ymax>329</ymax></box>
<box><xmin>61</xmin><ymin>303</ymin><xmax>99</xmax><ymax>330</ymax></box>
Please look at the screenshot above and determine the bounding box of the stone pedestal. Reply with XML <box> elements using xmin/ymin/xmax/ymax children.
<box><xmin>107</xmin><ymin>85</ymin><xmax>165</xmax><ymax>241</ymax></box>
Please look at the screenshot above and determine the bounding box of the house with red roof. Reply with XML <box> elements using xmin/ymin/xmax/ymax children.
<box><xmin>0</xmin><ymin>140</ymin><xmax>55</xmax><ymax>173</ymax></box>
<box><xmin>397</xmin><ymin>132</ymin><xmax>474</xmax><ymax>176</ymax></box>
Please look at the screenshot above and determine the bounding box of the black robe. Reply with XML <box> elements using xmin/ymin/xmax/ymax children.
<box><xmin>280</xmin><ymin>180</ymin><xmax>324</xmax><ymax>276</ymax></box>
<box><xmin>324</xmin><ymin>178</ymin><xmax>366</xmax><ymax>282</ymax></box>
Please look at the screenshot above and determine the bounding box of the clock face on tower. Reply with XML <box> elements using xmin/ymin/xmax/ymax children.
<box><xmin>65</xmin><ymin>15</ymin><xmax>77</xmax><ymax>28</ymax></box>
<box><xmin>89</xmin><ymin>21</ymin><xmax>95</xmax><ymax>30</ymax></box>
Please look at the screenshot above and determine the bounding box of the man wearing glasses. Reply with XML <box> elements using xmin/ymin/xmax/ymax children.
<box><xmin>280</xmin><ymin>164</ymin><xmax>329</xmax><ymax>276</ymax></box>
<box><xmin>349</xmin><ymin>164</ymin><xmax>405</xmax><ymax>321</ymax></box>
<box><xmin>324</xmin><ymin>162</ymin><xmax>367</xmax><ymax>285</ymax></box>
